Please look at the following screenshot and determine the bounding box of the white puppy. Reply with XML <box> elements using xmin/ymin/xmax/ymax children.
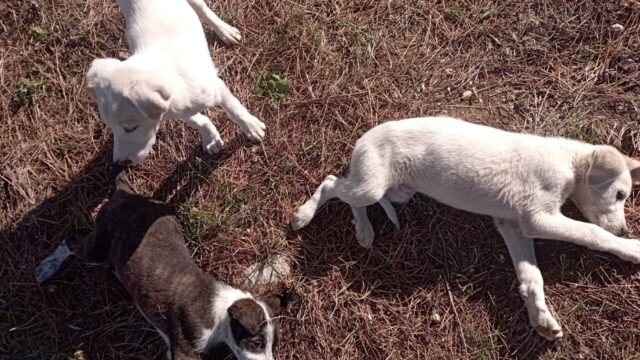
<box><xmin>292</xmin><ymin>116</ymin><xmax>640</xmax><ymax>340</ymax></box>
<box><xmin>87</xmin><ymin>0</ymin><xmax>266</xmax><ymax>165</ymax></box>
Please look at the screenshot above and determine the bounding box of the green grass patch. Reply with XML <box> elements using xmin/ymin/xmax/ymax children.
<box><xmin>12</xmin><ymin>65</ymin><xmax>48</xmax><ymax>107</ymax></box>
<box><xmin>31</xmin><ymin>26</ymin><xmax>53</xmax><ymax>45</ymax></box>
<box><xmin>251</xmin><ymin>66</ymin><xmax>290</xmax><ymax>108</ymax></box>
<box><xmin>178</xmin><ymin>204</ymin><xmax>215</xmax><ymax>241</ymax></box>
<box><xmin>569</xmin><ymin>120</ymin><xmax>606</xmax><ymax>144</ymax></box>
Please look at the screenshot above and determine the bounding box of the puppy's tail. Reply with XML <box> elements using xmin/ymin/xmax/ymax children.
<box><xmin>35</xmin><ymin>241</ymin><xmax>74</xmax><ymax>283</ymax></box>
<box><xmin>378</xmin><ymin>196</ymin><xmax>400</xmax><ymax>230</ymax></box>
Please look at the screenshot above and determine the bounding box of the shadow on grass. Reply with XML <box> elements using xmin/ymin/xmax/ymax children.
<box><xmin>292</xmin><ymin>194</ymin><xmax>639</xmax><ymax>359</ymax></box>
<box><xmin>0</xmin><ymin>135</ymin><xmax>248</xmax><ymax>359</ymax></box>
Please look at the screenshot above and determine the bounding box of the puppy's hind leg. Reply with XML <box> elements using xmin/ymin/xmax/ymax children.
<box><xmin>378</xmin><ymin>196</ymin><xmax>400</xmax><ymax>230</ymax></box>
<box><xmin>292</xmin><ymin>175</ymin><xmax>338</xmax><ymax>230</ymax></box>
<box><xmin>185</xmin><ymin>0</ymin><xmax>241</xmax><ymax>45</ymax></box>
<box><xmin>35</xmin><ymin>234</ymin><xmax>87</xmax><ymax>283</ymax></box>
<box><xmin>494</xmin><ymin>218</ymin><xmax>563</xmax><ymax>340</ymax></box>
<box><xmin>293</xmin><ymin>175</ymin><xmax>386</xmax><ymax>247</ymax></box>
<box><xmin>183</xmin><ymin>113</ymin><xmax>224</xmax><ymax>154</ymax></box>
<box><xmin>35</xmin><ymin>232</ymin><xmax>105</xmax><ymax>283</ymax></box>
<box><xmin>352</xmin><ymin>206</ymin><xmax>375</xmax><ymax>248</ymax></box>
<box><xmin>35</xmin><ymin>241</ymin><xmax>73</xmax><ymax>283</ymax></box>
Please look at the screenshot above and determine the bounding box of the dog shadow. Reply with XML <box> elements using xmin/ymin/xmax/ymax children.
<box><xmin>152</xmin><ymin>133</ymin><xmax>245</xmax><ymax>206</ymax></box>
<box><xmin>0</xmin><ymin>143</ymin><xmax>126</xmax><ymax>358</ymax></box>
<box><xmin>0</xmin><ymin>134</ymin><xmax>249</xmax><ymax>359</ymax></box>
<box><xmin>292</xmin><ymin>194</ymin><xmax>639</xmax><ymax>359</ymax></box>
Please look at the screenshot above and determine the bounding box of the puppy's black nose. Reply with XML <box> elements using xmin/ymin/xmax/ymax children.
<box><xmin>118</xmin><ymin>159</ymin><xmax>132</xmax><ymax>166</ymax></box>
<box><xmin>620</xmin><ymin>227</ymin><xmax>629</xmax><ymax>236</ymax></box>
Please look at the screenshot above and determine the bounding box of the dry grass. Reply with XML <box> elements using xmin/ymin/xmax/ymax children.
<box><xmin>2</xmin><ymin>0</ymin><xmax>640</xmax><ymax>359</ymax></box>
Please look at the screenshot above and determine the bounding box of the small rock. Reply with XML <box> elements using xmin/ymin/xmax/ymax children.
<box><xmin>430</xmin><ymin>310</ymin><xmax>441</xmax><ymax>324</ymax></box>
<box><xmin>618</xmin><ymin>58</ymin><xmax>637</xmax><ymax>73</ymax></box>
<box><xmin>461</xmin><ymin>90</ymin><xmax>473</xmax><ymax>99</ymax></box>
<box><xmin>611</xmin><ymin>23</ymin><xmax>624</xmax><ymax>32</ymax></box>
<box><xmin>243</xmin><ymin>255</ymin><xmax>290</xmax><ymax>288</ymax></box>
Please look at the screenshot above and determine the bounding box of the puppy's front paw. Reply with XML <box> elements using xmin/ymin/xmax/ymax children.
<box><xmin>216</xmin><ymin>24</ymin><xmax>242</xmax><ymax>45</ymax></box>
<box><xmin>203</xmin><ymin>136</ymin><xmax>224</xmax><ymax>154</ymax></box>
<box><xmin>619</xmin><ymin>240</ymin><xmax>640</xmax><ymax>264</ymax></box>
<box><xmin>531</xmin><ymin>310</ymin><xmax>563</xmax><ymax>341</ymax></box>
<box><xmin>292</xmin><ymin>206</ymin><xmax>314</xmax><ymax>230</ymax></box>
<box><xmin>240</xmin><ymin>115</ymin><xmax>266</xmax><ymax>142</ymax></box>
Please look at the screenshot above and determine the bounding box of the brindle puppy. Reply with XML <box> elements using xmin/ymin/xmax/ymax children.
<box><xmin>36</xmin><ymin>179</ymin><xmax>286</xmax><ymax>360</ymax></box>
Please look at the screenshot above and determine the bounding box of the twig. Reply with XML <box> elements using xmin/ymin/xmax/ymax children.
<box><xmin>440</xmin><ymin>237</ymin><xmax>469</xmax><ymax>355</ymax></box>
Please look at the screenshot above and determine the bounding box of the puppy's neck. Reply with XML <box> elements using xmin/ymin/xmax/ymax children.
<box><xmin>198</xmin><ymin>283</ymin><xmax>253</xmax><ymax>351</ymax></box>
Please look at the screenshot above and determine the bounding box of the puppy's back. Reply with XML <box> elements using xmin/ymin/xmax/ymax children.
<box><xmin>99</xmin><ymin>189</ymin><xmax>216</xmax><ymax>342</ymax></box>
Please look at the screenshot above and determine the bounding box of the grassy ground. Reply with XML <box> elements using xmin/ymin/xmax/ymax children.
<box><xmin>2</xmin><ymin>0</ymin><xmax>640</xmax><ymax>359</ymax></box>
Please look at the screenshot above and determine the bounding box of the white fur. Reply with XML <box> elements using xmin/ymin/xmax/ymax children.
<box><xmin>292</xmin><ymin>116</ymin><xmax>640</xmax><ymax>340</ymax></box>
<box><xmin>35</xmin><ymin>241</ymin><xmax>72</xmax><ymax>283</ymax></box>
<box><xmin>87</xmin><ymin>0</ymin><xmax>266</xmax><ymax>164</ymax></box>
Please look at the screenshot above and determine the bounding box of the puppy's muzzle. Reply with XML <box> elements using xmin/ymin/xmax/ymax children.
<box><xmin>619</xmin><ymin>226</ymin><xmax>629</xmax><ymax>237</ymax></box>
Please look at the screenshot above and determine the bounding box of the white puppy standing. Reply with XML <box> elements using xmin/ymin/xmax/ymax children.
<box><xmin>292</xmin><ymin>116</ymin><xmax>640</xmax><ymax>340</ymax></box>
<box><xmin>87</xmin><ymin>0</ymin><xmax>266</xmax><ymax>165</ymax></box>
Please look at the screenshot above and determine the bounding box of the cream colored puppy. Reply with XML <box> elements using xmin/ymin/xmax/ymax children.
<box><xmin>87</xmin><ymin>0</ymin><xmax>266</xmax><ymax>165</ymax></box>
<box><xmin>292</xmin><ymin>116</ymin><xmax>640</xmax><ymax>340</ymax></box>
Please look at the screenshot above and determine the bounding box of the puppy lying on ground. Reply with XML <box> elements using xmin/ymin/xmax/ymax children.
<box><xmin>87</xmin><ymin>0</ymin><xmax>266</xmax><ymax>165</ymax></box>
<box><xmin>36</xmin><ymin>179</ymin><xmax>286</xmax><ymax>359</ymax></box>
<box><xmin>292</xmin><ymin>116</ymin><xmax>640</xmax><ymax>340</ymax></box>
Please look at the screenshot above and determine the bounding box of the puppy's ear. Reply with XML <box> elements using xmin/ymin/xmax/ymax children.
<box><xmin>625</xmin><ymin>156</ymin><xmax>640</xmax><ymax>186</ymax></box>
<box><xmin>259</xmin><ymin>292</ymin><xmax>288</xmax><ymax>317</ymax></box>
<box><xmin>85</xmin><ymin>58</ymin><xmax>121</xmax><ymax>100</ymax></box>
<box><xmin>228</xmin><ymin>299</ymin><xmax>263</xmax><ymax>335</ymax></box>
<box><xmin>587</xmin><ymin>147</ymin><xmax>626</xmax><ymax>187</ymax></box>
<box><xmin>126</xmin><ymin>78</ymin><xmax>171</xmax><ymax>121</ymax></box>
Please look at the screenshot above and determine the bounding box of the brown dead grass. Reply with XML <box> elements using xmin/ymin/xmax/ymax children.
<box><xmin>2</xmin><ymin>0</ymin><xmax>640</xmax><ymax>359</ymax></box>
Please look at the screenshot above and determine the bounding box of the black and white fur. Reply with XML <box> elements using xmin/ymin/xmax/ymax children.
<box><xmin>36</xmin><ymin>179</ymin><xmax>286</xmax><ymax>360</ymax></box>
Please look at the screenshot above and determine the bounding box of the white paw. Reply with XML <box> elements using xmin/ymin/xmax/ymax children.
<box><xmin>215</xmin><ymin>23</ymin><xmax>242</xmax><ymax>45</ymax></box>
<box><xmin>35</xmin><ymin>243</ymin><xmax>72</xmax><ymax>283</ymax></box>
<box><xmin>530</xmin><ymin>310</ymin><xmax>563</xmax><ymax>341</ymax></box>
<box><xmin>203</xmin><ymin>136</ymin><xmax>224</xmax><ymax>154</ymax></box>
<box><xmin>620</xmin><ymin>239</ymin><xmax>640</xmax><ymax>264</ymax></box>
<box><xmin>240</xmin><ymin>115</ymin><xmax>266</xmax><ymax>142</ymax></box>
<box><xmin>355</xmin><ymin>220</ymin><xmax>375</xmax><ymax>248</ymax></box>
<box><xmin>292</xmin><ymin>205</ymin><xmax>314</xmax><ymax>230</ymax></box>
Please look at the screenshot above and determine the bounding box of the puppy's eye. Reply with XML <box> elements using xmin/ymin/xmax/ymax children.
<box><xmin>242</xmin><ymin>338</ymin><xmax>265</xmax><ymax>352</ymax></box>
<box><xmin>123</xmin><ymin>125</ymin><xmax>138</xmax><ymax>133</ymax></box>
<box><xmin>616</xmin><ymin>191</ymin><xmax>627</xmax><ymax>201</ymax></box>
